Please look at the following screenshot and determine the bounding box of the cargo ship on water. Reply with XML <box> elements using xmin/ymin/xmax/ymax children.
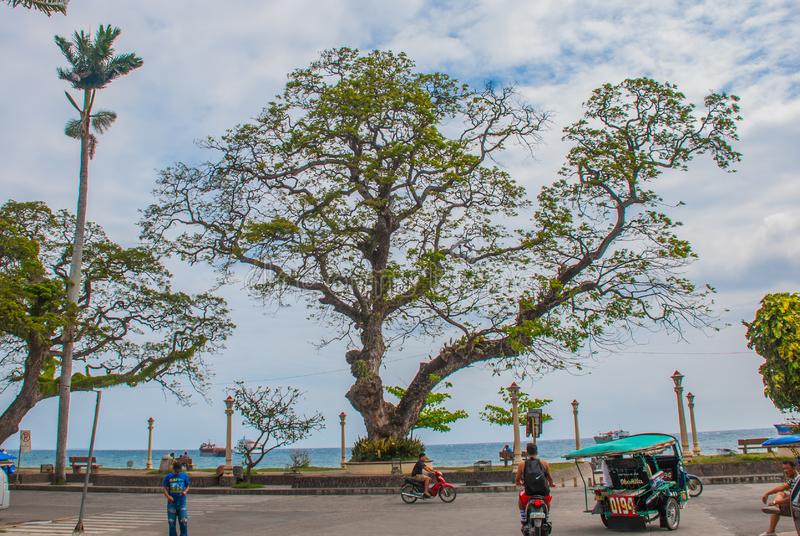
<box><xmin>199</xmin><ymin>442</ymin><xmax>226</xmax><ymax>457</ymax></box>
<box><xmin>593</xmin><ymin>430</ymin><xmax>630</xmax><ymax>444</ymax></box>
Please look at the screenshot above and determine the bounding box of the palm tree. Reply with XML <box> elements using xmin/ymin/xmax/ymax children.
<box><xmin>53</xmin><ymin>24</ymin><xmax>142</xmax><ymax>483</ymax></box>
<box><xmin>5</xmin><ymin>0</ymin><xmax>68</xmax><ymax>15</ymax></box>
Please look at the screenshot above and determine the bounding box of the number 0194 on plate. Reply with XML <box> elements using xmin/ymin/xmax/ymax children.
<box><xmin>608</xmin><ymin>495</ymin><xmax>637</xmax><ymax>517</ymax></box>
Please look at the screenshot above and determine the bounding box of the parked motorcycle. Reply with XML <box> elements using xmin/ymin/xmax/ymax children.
<box><xmin>522</xmin><ymin>495</ymin><xmax>552</xmax><ymax>536</ymax></box>
<box><xmin>400</xmin><ymin>471</ymin><xmax>457</xmax><ymax>504</ymax></box>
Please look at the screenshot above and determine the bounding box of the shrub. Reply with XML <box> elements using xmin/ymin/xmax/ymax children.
<box><xmin>286</xmin><ymin>449</ymin><xmax>311</xmax><ymax>472</ymax></box>
<box><xmin>350</xmin><ymin>436</ymin><xmax>424</xmax><ymax>462</ymax></box>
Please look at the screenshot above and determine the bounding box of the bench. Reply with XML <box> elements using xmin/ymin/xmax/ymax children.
<box><xmin>499</xmin><ymin>450</ymin><xmax>529</xmax><ymax>466</ymax></box>
<box><xmin>175</xmin><ymin>456</ymin><xmax>194</xmax><ymax>470</ymax></box>
<box><xmin>69</xmin><ymin>456</ymin><xmax>102</xmax><ymax>474</ymax></box>
<box><xmin>738</xmin><ymin>438</ymin><xmax>774</xmax><ymax>454</ymax></box>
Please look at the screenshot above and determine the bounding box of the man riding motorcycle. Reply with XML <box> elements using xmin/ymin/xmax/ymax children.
<box><xmin>515</xmin><ymin>443</ymin><xmax>555</xmax><ymax>531</ymax></box>
<box><xmin>411</xmin><ymin>453</ymin><xmax>435</xmax><ymax>498</ymax></box>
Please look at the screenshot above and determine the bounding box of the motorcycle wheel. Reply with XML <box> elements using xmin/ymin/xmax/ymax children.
<box><xmin>532</xmin><ymin>521</ymin><xmax>543</xmax><ymax>536</ymax></box>
<box><xmin>438</xmin><ymin>486</ymin><xmax>457</xmax><ymax>503</ymax></box>
<box><xmin>659</xmin><ymin>497</ymin><xmax>680</xmax><ymax>530</ymax></box>
<box><xmin>687</xmin><ymin>476</ymin><xmax>703</xmax><ymax>498</ymax></box>
<box><xmin>600</xmin><ymin>511</ymin><xmax>610</xmax><ymax>528</ymax></box>
<box><xmin>400</xmin><ymin>484</ymin><xmax>418</xmax><ymax>504</ymax></box>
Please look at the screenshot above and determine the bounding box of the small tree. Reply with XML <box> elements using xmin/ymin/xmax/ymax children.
<box><xmin>480</xmin><ymin>387</ymin><xmax>552</xmax><ymax>430</ymax></box>
<box><xmin>286</xmin><ymin>449</ymin><xmax>311</xmax><ymax>473</ymax></box>
<box><xmin>230</xmin><ymin>382</ymin><xmax>324</xmax><ymax>481</ymax></box>
<box><xmin>745</xmin><ymin>292</ymin><xmax>800</xmax><ymax>414</ymax></box>
<box><xmin>386</xmin><ymin>381</ymin><xmax>468</xmax><ymax>436</ymax></box>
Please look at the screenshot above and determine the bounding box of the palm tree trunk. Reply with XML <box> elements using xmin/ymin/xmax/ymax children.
<box><xmin>54</xmin><ymin>89</ymin><xmax>92</xmax><ymax>483</ymax></box>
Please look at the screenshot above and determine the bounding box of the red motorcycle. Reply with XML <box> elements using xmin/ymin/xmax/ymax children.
<box><xmin>400</xmin><ymin>471</ymin><xmax>457</xmax><ymax>503</ymax></box>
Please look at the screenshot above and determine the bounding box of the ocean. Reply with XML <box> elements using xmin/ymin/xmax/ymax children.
<box><xmin>10</xmin><ymin>428</ymin><xmax>776</xmax><ymax>470</ymax></box>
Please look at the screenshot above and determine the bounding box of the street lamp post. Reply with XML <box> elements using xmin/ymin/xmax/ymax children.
<box><xmin>686</xmin><ymin>392</ymin><xmax>701</xmax><ymax>457</ymax></box>
<box><xmin>671</xmin><ymin>371</ymin><xmax>691</xmax><ymax>457</ymax></box>
<box><xmin>145</xmin><ymin>417</ymin><xmax>155</xmax><ymax>470</ymax></box>
<box><xmin>509</xmin><ymin>382</ymin><xmax>522</xmax><ymax>465</ymax></box>
<box><xmin>224</xmin><ymin>395</ymin><xmax>234</xmax><ymax>475</ymax></box>
<box><xmin>339</xmin><ymin>412</ymin><xmax>347</xmax><ymax>467</ymax></box>
<box><xmin>571</xmin><ymin>400</ymin><xmax>581</xmax><ymax>450</ymax></box>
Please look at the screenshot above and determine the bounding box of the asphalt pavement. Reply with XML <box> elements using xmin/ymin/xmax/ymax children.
<box><xmin>0</xmin><ymin>483</ymin><xmax>794</xmax><ymax>535</ymax></box>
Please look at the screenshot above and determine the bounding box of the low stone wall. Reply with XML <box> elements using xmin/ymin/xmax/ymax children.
<box><xmin>14</xmin><ymin>473</ymin><xmax>50</xmax><ymax>484</ymax></box>
<box><xmin>688</xmin><ymin>460</ymin><xmax>787</xmax><ymax>477</ymax></box>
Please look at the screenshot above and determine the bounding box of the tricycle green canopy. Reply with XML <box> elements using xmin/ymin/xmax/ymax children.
<box><xmin>564</xmin><ymin>433</ymin><xmax>679</xmax><ymax>459</ymax></box>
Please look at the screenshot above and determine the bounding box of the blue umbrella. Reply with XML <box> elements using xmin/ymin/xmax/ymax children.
<box><xmin>763</xmin><ymin>434</ymin><xmax>800</xmax><ymax>447</ymax></box>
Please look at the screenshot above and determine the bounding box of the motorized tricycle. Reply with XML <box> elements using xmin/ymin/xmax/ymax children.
<box><xmin>400</xmin><ymin>470</ymin><xmax>457</xmax><ymax>504</ymax></box>
<box><xmin>564</xmin><ymin>433</ymin><xmax>690</xmax><ymax>531</ymax></box>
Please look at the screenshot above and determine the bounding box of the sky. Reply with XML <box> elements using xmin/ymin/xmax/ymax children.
<box><xmin>0</xmin><ymin>0</ymin><xmax>798</xmax><ymax>453</ymax></box>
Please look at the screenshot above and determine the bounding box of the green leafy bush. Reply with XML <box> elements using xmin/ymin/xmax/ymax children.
<box><xmin>350</xmin><ymin>436</ymin><xmax>424</xmax><ymax>462</ymax></box>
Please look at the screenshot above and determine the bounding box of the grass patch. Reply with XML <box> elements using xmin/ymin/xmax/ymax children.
<box><xmin>232</xmin><ymin>482</ymin><xmax>264</xmax><ymax>489</ymax></box>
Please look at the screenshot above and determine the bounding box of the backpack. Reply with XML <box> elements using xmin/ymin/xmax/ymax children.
<box><xmin>524</xmin><ymin>458</ymin><xmax>550</xmax><ymax>496</ymax></box>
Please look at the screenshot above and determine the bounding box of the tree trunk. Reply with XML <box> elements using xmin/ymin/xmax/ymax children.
<box><xmin>0</xmin><ymin>344</ymin><xmax>47</xmax><ymax>445</ymax></box>
<box><xmin>55</xmin><ymin>89</ymin><xmax>92</xmax><ymax>483</ymax></box>
<box><xmin>344</xmin><ymin>315</ymin><xmax>401</xmax><ymax>439</ymax></box>
<box><xmin>348</xmin><ymin>336</ymin><xmax>510</xmax><ymax>441</ymax></box>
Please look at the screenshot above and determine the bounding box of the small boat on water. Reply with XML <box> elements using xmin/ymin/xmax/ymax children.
<box><xmin>199</xmin><ymin>441</ymin><xmax>226</xmax><ymax>457</ymax></box>
<box><xmin>774</xmin><ymin>423</ymin><xmax>797</xmax><ymax>436</ymax></box>
<box><xmin>593</xmin><ymin>430</ymin><xmax>630</xmax><ymax>444</ymax></box>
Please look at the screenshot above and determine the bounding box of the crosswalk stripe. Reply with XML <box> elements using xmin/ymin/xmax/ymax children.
<box><xmin>2</xmin><ymin>500</ymin><xmax>226</xmax><ymax>534</ymax></box>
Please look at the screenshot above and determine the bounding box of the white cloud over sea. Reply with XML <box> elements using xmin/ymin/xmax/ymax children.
<box><xmin>0</xmin><ymin>0</ymin><xmax>798</xmax><ymax>452</ymax></box>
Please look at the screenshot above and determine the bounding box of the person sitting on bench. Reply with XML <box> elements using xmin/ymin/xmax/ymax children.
<box><xmin>759</xmin><ymin>460</ymin><xmax>798</xmax><ymax>536</ymax></box>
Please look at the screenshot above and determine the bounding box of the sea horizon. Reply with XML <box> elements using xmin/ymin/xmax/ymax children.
<box><xmin>6</xmin><ymin>427</ymin><xmax>780</xmax><ymax>469</ymax></box>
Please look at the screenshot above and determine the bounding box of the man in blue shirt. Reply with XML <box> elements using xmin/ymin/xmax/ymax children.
<box><xmin>163</xmin><ymin>461</ymin><xmax>190</xmax><ymax>536</ymax></box>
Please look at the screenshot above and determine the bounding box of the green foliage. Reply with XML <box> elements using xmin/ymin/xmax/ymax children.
<box><xmin>745</xmin><ymin>293</ymin><xmax>800</xmax><ymax>413</ymax></box>
<box><xmin>55</xmin><ymin>25</ymin><xmax>142</xmax><ymax>157</ymax></box>
<box><xmin>0</xmin><ymin>200</ymin><xmax>233</xmax><ymax>407</ymax></box>
<box><xmin>386</xmin><ymin>381</ymin><xmax>468</xmax><ymax>434</ymax></box>
<box><xmin>55</xmin><ymin>25</ymin><xmax>143</xmax><ymax>91</ymax></box>
<box><xmin>5</xmin><ymin>0</ymin><xmax>67</xmax><ymax>15</ymax></box>
<box><xmin>480</xmin><ymin>387</ymin><xmax>553</xmax><ymax>427</ymax></box>
<box><xmin>350</xmin><ymin>436</ymin><xmax>425</xmax><ymax>462</ymax></box>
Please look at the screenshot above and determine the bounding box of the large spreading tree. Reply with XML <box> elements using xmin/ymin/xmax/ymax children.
<box><xmin>0</xmin><ymin>201</ymin><xmax>232</xmax><ymax>444</ymax></box>
<box><xmin>143</xmin><ymin>48</ymin><xmax>741</xmax><ymax>440</ymax></box>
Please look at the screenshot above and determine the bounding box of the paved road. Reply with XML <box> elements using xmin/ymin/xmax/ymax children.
<box><xmin>0</xmin><ymin>484</ymin><xmax>794</xmax><ymax>535</ymax></box>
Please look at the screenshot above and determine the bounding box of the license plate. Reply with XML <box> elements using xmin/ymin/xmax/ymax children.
<box><xmin>531</xmin><ymin>512</ymin><xmax>546</xmax><ymax>519</ymax></box>
<box><xmin>608</xmin><ymin>495</ymin><xmax>637</xmax><ymax>517</ymax></box>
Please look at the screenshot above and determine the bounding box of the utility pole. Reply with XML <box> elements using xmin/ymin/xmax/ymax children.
<box><xmin>72</xmin><ymin>391</ymin><xmax>101</xmax><ymax>535</ymax></box>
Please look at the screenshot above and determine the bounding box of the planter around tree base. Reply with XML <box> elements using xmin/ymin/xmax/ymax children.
<box><xmin>343</xmin><ymin>460</ymin><xmax>416</xmax><ymax>475</ymax></box>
